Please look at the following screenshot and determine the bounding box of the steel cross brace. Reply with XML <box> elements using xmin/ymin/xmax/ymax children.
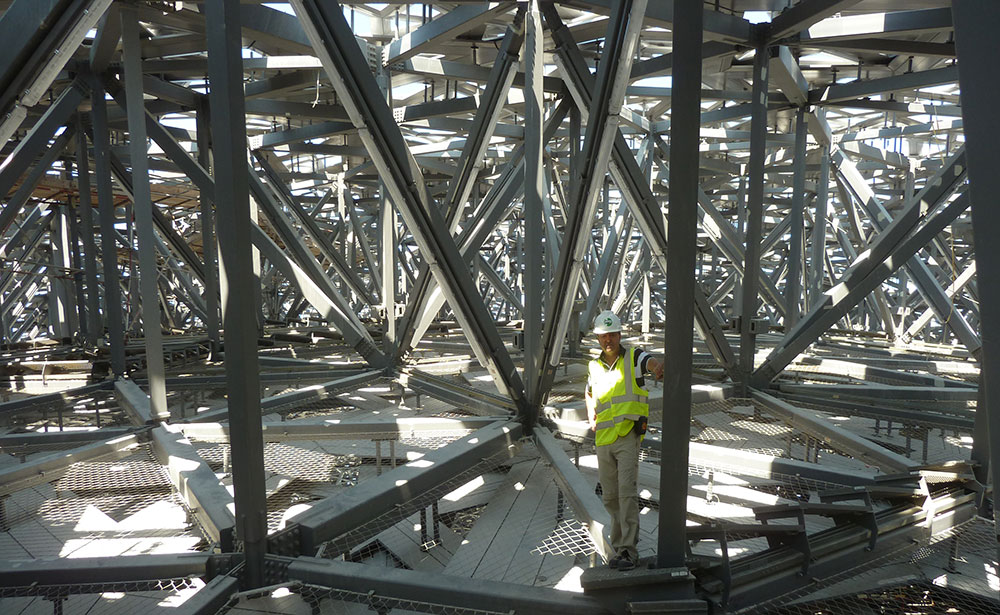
<box><xmin>831</xmin><ymin>146</ymin><xmax>979</xmax><ymax>355</ymax></box>
<box><xmin>753</xmin><ymin>184</ymin><xmax>972</xmax><ymax>385</ymax></box>
<box><xmin>530</xmin><ymin>0</ymin><xmax>649</xmax><ymax>411</ymax></box>
<box><xmin>545</xmin><ymin>3</ymin><xmax>738</xmax><ymax>381</ymax></box>
<box><xmin>394</xmin><ymin>21</ymin><xmax>527</xmax><ymax>359</ymax></box>
<box><xmin>290</xmin><ymin>0</ymin><xmax>528</xmax><ymax>411</ymax></box>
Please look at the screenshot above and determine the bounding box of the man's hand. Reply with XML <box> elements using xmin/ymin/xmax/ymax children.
<box><xmin>648</xmin><ymin>357</ymin><xmax>664</xmax><ymax>381</ymax></box>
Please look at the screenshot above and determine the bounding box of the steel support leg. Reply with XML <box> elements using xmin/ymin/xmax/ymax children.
<box><xmin>121</xmin><ymin>7</ymin><xmax>168</xmax><ymax>417</ymax></box>
<box><xmin>206</xmin><ymin>0</ymin><xmax>268</xmax><ymax>587</ymax></box>
<box><xmin>739</xmin><ymin>36</ymin><xmax>769</xmax><ymax>395</ymax></box>
<box><xmin>657</xmin><ymin>0</ymin><xmax>702</xmax><ymax>570</ymax></box>
<box><xmin>953</xmin><ymin>0</ymin><xmax>1000</xmax><ymax>557</ymax></box>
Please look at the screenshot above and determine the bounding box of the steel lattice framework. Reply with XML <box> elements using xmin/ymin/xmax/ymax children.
<box><xmin>0</xmin><ymin>1</ymin><xmax>998</xmax><ymax>614</ymax></box>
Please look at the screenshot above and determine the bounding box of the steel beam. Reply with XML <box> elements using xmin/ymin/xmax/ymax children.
<box><xmin>206</xmin><ymin>0</ymin><xmax>268</xmax><ymax>587</ymax></box>
<box><xmin>385</xmin><ymin>3</ymin><xmax>512</xmax><ymax>65</ymax></box>
<box><xmin>284</xmin><ymin>555</ymin><xmax>609</xmax><ymax>615</ymax></box>
<box><xmin>533</xmin><ymin>0</ymin><xmax>648</xmax><ymax>408</ymax></box>
<box><xmin>738</xmin><ymin>38</ymin><xmax>770</xmax><ymax>393</ymax></box>
<box><xmin>121</xmin><ymin>7</ymin><xmax>169</xmax><ymax>420</ymax></box>
<box><xmin>272</xmin><ymin>420</ymin><xmax>523</xmax><ymax>555</ymax></box>
<box><xmin>754</xmin><ymin>188</ymin><xmax>971</xmax><ymax>385</ymax></box>
<box><xmin>832</xmin><ymin>147</ymin><xmax>979</xmax><ymax>354</ymax></box>
<box><xmin>767</xmin><ymin>0</ymin><xmax>864</xmax><ymax>42</ymax></box>
<box><xmin>953</xmin><ymin>0</ymin><xmax>1000</xmax><ymax>553</ymax></box>
<box><xmin>87</xmin><ymin>79</ymin><xmax>126</xmax><ymax>376</ymax></box>
<box><xmin>179</xmin><ymin>416</ymin><xmax>500</xmax><ymax>443</ymax></box>
<box><xmin>290</xmin><ymin>0</ymin><xmax>527</xmax><ymax>409</ymax></box>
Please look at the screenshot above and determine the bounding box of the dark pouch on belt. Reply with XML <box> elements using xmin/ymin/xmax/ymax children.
<box><xmin>635</xmin><ymin>416</ymin><xmax>648</xmax><ymax>436</ymax></box>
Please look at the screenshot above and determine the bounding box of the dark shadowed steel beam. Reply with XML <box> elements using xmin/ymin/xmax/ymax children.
<box><xmin>205</xmin><ymin>0</ymin><xmax>267</xmax><ymax>587</ymax></box>
<box><xmin>290</xmin><ymin>0</ymin><xmax>527</xmax><ymax>411</ymax></box>
<box><xmin>88</xmin><ymin>78</ymin><xmax>126</xmax><ymax>376</ymax></box>
<box><xmin>953</xmin><ymin>0</ymin><xmax>1000</xmax><ymax>555</ymax></box>
<box><xmin>658</xmin><ymin>0</ymin><xmax>702</xmax><ymax>570</ymax></box>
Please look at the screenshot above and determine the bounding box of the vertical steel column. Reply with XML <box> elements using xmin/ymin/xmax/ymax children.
<box><xmin>376</xmin><ymin>63</ymin><xmax>397</xmax><ymax>353</ymax></box>
<box><xmin>522</xmin><ymin>0</ymin><xmax>544</xmax><ymax>422</ymax></box>
<box><xmin>952</xmin><ymin>0</ymin><xmax>1000</xmax><ymax>551</ymax></box>
<box><xmin>738</xmin><ymin>36</ymin><xmax>769</xmax><ymax>394</ymax></box>
<box><xmin>65</xmin><ymin>167</ymin><xmax>89</xmax><ymax>341</ymax></box>
<box><xmin>89</xmin><ymin>79</ymin><xmax>125</xmax><ymax>376</ymax></box>
<box><xmin>657</xmin><ymin>0</ymin><xmax>701</xmax><ymax>570</ymax></box>
<box><xmin>121</xmin><ymin>7</ymin><xmax>168</xmax><ymax>417</ymax></box>
<box><xmin>195</xmin><ymin>101</ymin><xmax>221</xmax><ymax>355</ymax></box>
<box><xmin>49</xmin><ymin>204</ymin><xmax>74</xmax><ymax>339</ymax></box>
<box><xmin>75</xmin><ymin>116</ymin><xmax>101</xmax><ymax>345</ymax></box>
<box><xmin>786</xmin><ymin>107</ymin><xmax>807</xmax><ymax>329</ymax></box>
<box><xmin>206</xmin><ymin>0</ymin><xmax>267</xmax><ymax>587</ymax></box>
<box><xmin>808</xmin><ymin>145</ymin><xmax>830</xmax><ymax>311</ymax></box>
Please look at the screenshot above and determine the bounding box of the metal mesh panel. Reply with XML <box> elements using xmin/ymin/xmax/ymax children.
<box><xmin>0</xmin><ymin>444</ymin><xmax>209</xmax><ymax>559</ymax></box>
<box><xmin>737</xmin><ymin>517</ymin><xmax>1000</xmax><ymax>615</ymax></box>
<box><xmin>0</xmin><ymin>389</ymin><xmax>126</xmax><ymax>433</ymax></box>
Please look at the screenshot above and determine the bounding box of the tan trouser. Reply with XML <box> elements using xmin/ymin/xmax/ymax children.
<box><xmin>596</xmin><ymin>426</ymin><xmax>640</xmax><ymax>561</ymax></box>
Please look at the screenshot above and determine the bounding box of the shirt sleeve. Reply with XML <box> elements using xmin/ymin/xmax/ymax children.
<box><xmin>635</xmin><ymin>349</ymin><xmax>651</xmax><ymax>374</ymax></box>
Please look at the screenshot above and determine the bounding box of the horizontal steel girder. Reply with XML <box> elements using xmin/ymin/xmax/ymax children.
<box><xmin>271</xmin><ymin>419</ymin><xmax>523</xmax><ymax>555</ymax></box>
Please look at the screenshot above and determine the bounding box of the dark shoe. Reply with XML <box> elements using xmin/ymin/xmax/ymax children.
<box><xmin>607</xmin><ymin>553</ymin><xmax>623</xmax><ymax>569</ymax></box>
<box><xmin>616</xmin><ymin>552</ymin><xmax>636</xmax><ymax>571</ymax></box>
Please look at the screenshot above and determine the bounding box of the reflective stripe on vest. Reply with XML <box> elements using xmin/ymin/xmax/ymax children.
<box><xmin>589</xmin><ymin>346</ymin><xmax>649</xmax><ymax>446</ymax></box>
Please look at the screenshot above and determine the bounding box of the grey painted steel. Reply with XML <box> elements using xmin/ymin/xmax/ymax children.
<box><xmin>832</xmin><ymin>147</ymin><xmax>979</xmax><ymax>355</ymax></box>
<box><xmin>385</xmin><ymin>3</ymin><xmax>511</xmax><ymax>65</ymax></box>
<box><xmin>767</xmin><ymin>0</ymin><xmax>863</xmax><ymax>42</ymax></box>
<box><xmin>171</xmin><ymin>575</ymin><xmax>240</xmax><ymax>615</ymax></box>
<box><xmin>196</xmin><ymin>100</ymin><xmax>221</xmax><ymax>354</ymax></box>
<box><xmin>0</xmin><ymin>80</ymin><xmax>85</xmax><ymax>231</ymax></box>
<box><xmin>903</xmin><ymin>262</ymin><xmax>976</xmax><ymax>342</ymax></box>
<box><xmin>176</xmin><ymin>369</ymin><xmax>383</xmax><ymax>424</ymax></box>
<box><xmin>179</xmin><ymin>416</ymin><xmax>501</xmax><ymax>443</ymax></box>
<box><xmin>535</xmin><ymin>427</ymin><xmax>614</xmax><ymax>559</ymax></box>
<box><xmin>786</xmin><ymin>107</ymin><xmax>807</xmax><ymax>329</ymax></box>
<box><xmin>285</xmin><ymin>555</ymin><xmax>611</xmax><ymax>615</ymax></box>
<box><xmin>75</xmin><ymin>116</ymin><xmax>102</xmax><ymax>345</ymax></box>
<box><xmin>533</xmin><ymin>0</ymin><xmax>648</xmax><ymax>407</ymax></box>
<box><xmin>738</xmin><ymin>38</ymin><xmax>769</xmax><ymax>394</ymax></box>
<box><xmin>659</xmin><ymin>0</ymin><xmax>702</xmax><ymax>570</ymax></box>
<box><xmin>281</xmin><ymin>420</ymin><xmax>523</xmax><ymax>554</ymax></box>
<box><xmin>3</xmin><ymin>126</ymin><xmax>76</xmax><ymax>235</ymax></box>
<box><xmin>809</xmin><ymin>65</ymin><xmax>958</xmax><ymax>106</ymax></box>
<box><xmin>121</xmin><ymin>8</ymin><xmax>169</xmax><ymax>420</ymax></box>
<box><xmin>206</xmin><ymin>0</ymin><xmax>268</xmax><ymax>587</ymax></box>
<box><xmin>115</xmin><ymin>378</ymin><xmax>169</xmax><ymax>424</ymax></box>
<box><xmin>523</xmin><ymin>0</ymin><xmax>544</xmax><ymax>422</ymax></box>
<box><xmin>249</xmin><ymin>171</ymin><xmax>384</xmax><ymax>365</ymax></box>
<box><xmin>87</xmin><ymin>79</ymin><xmax>126</xmax><ymax>376</ymax></box>
<box><xmin>399</xmin><ymin>368</ymin><xmax>519</xmax><ymax>416</ymax></box>
<box><xmin>290</xmin><ymin>0</ymin><xmax>527</xmax><ymax>410</ymax></box>
<box><xmin>0</xmin><ymin>427</ymin><xmax>135</xmax><ymax>448</ymax></box>
<box><xmin>768</xmin><ymin>45</ymin><xmax>808</xmax><ymax>105</ymax></box>
<box><xmin>754</xmin><ymin>172</ymin><xmax>972</xmax><ymax>385</ymax></box>
<box><xmin>254</xmin><ymin>151</ymin><xmax>378</xmax><ymax>306</ymax></box>
<box><xmin>808</xmin><ymin>146</ymin><xmax>831</xmax><ymax>311</ymax></box>
<box><xmin>953</xmin><ymin>0</ymin><xmax>1000</xmax><ymax>550</ymax></box>
<box><xmin>0</xmin><ymin>553</ymin><xmax>215</xmax><ymax>587</ymax></box>
<box><xmin>151</xmin><ymin>424</ymin><xmax>236</xmax><ymax>550</ymax></box>
<box><xmin>0</xmin><ymin>432</ymin><xmax>143</xmax><ymax>497</ymax></box>
<box><xmin>752</xmin><ymin>391</ymin><xmax>917</xmax><ymax>473</ymax></box>
<box><xmin>778</xmin><ymin>383</ymin><xmax>978</xmax><ymax>402</ymax></box>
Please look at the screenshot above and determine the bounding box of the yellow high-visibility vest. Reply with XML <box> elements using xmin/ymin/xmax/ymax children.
<box><xmin>589</xmin><ymin>346</ymin><xmax>649</xmax><ymax>447</ymax></box>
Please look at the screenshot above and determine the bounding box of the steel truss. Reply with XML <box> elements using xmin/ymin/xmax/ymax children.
<box><xmin>0</xmin><ymin>1</ymin><xmax>996</xmax><ymax>614</ymax></box>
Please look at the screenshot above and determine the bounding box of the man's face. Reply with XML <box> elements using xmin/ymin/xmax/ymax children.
<box><xmin>597</xmin><ymin>331</ymin><xmax>621</xmax><ymax>357</ymax></box>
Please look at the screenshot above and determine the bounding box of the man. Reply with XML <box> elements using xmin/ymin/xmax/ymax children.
<box><xmin>586</xmin><ymin>309</ymin><xmax>663</xmax><ymax>571</ymax></box>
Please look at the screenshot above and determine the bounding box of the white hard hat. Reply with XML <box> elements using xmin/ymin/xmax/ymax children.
<box><xmin>593</xmin><ymin>310</ymin><xmax>622</xmax><ymax>334</ymax></box>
